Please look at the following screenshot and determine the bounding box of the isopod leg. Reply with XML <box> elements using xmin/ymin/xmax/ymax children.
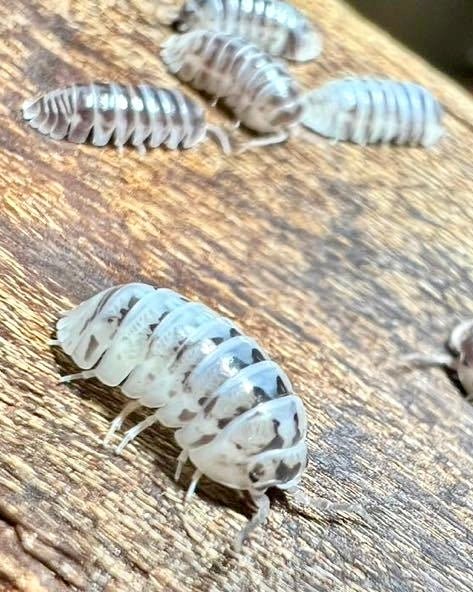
<box><xmin>237</xmin><ymin>131</ymin><xmax>289</xmax><ymax>154</ymax></box>
<box><xmin>115</xmin><ymin>412</ymin><xmax>159</xmax><ymax>454</ymax></box>
<box><xmin>401</xmin><ymin>352</ymin><xmax>457</xmax><ymax>370</ymax></box>
<box><xmin>233</xmin><ymin>492</ymin><xmax>270</xmax><ymax>552</ymax></box>
<box><xmin>184</xmin><ymin>469</ymin><xmax>202</xmax><ymax>503</ymax></box>
<box><xmin>175</xmin><ymin>450</ymin><xmax>189</xmax><ymax>482</ymax></box>
<box><xmin>59</xmin><ymin>370</ymin><xmax>95</xmax><ymax>383</ymax></box>
<box><xmin>103</xmin><ymin>400</ymin><xmax>141</xmax><ymax>445</ymax></box>
<box><xmin>206</xmin><ymin>125</ymin><xmax>232</xmax><ymax>155</ymax></box>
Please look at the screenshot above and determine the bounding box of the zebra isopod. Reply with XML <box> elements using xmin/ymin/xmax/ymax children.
<box><xmin>173</xmin><ymin>0</ymin><xmax>322</xmax><ymax>62</ymax></box>
<box><xmin>50</xmin><ymin>283</ymin><xmax>308</xmax><ymax>549</ymax></box>
<box><xmin>22</xmin><ymin>83</ymin><xmax>231</xmax><ymax>153</ymax></box>
<box><xmin>302</xmin><ymin>77</ymin><xmax>444</xmax><ymax>147</ymax></box>
<box><xmin>161</xmin><ymin>30</ymin><xmax>306</xmax><ymax>149</ymax></box>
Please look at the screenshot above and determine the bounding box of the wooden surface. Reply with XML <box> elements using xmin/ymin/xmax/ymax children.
<box><xmin>1</xmin><ymin>0</ymin><xmax>473</xmax><ymax>590</ymax></box>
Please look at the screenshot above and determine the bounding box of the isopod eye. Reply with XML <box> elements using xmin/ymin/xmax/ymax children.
<box><xmin>106</xmin><ymin>316</ymin><xmax>118</xmax><ymax>324</ymax></box>
<box><xmin>172</xmin><ymin>18</ymin><xmax>190</xmax><ymax>32</ymax></box>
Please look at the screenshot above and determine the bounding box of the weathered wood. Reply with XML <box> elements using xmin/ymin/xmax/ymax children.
<box><xmin>1</xmin><ymin>0</ymin><xmax>473</xmax><ymax>590</ymax></box>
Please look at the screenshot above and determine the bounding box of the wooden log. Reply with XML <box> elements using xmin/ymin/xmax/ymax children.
<box><xmin>1</xmin><ymin>0</ymin><xmax>473</xmax><ymax>590</ymax></box>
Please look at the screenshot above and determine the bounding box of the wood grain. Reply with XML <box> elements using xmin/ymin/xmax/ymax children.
<box><xmin>1</xmin><ymin>0</ymin><xmax>473</xmax><ymax>590</ymax></box>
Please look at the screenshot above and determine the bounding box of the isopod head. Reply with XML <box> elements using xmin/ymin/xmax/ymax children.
<box><xmin>173</xmin><ymin>0</ymin><xmax>207</xmax><ymax>32</ymax></box>
<box><xmin>287</xmin><ymin>21</ymin><xmax>323</xmax><ymax>62</ymax></box>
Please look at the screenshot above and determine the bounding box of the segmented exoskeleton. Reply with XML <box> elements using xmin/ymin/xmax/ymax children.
<box><xmin>161</xmin><ymin>30</ymin><xmax>306</xmax><ymax>149</ymax></box>
<box><xmin>302</xmin><ymin>77</ymin><xmax>444</xmax><ymax>146</ymax></box>
<box><xmin>22</xmin><ymin>83</ymin><xmax>230</xmax><ymax>153</ymax></box>
<box><xmin>50</xmin><ymin>283</ymin><xmax>308</xmax><ymax>549</ymax></box>
<box><xmin>173</xmin><ymin>0</ymin><xmax>322</xmax><ymax>62</ymax></box>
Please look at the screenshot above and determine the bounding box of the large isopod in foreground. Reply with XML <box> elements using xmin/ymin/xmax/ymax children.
<box><xmin>50</xmin><ymin>283</ymin><xmax>308</xmax><ymax>549</ymax></box>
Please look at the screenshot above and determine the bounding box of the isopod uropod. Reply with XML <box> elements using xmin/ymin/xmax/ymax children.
<box><xmin>50</xmin><ymin>283</ymin><xmax>308</xmax><ymax>549</ymax></box>
<box><xmin>404</xmin><ymin>319</ymin><xmax>473</xmax><ymax>400</ymax></box>
<box><xmin>161</xmin><ymin>30</ymin><xmax>306</xmax><ymax>149</ymax></box>
<box><xmin>302</xmin><ymin>77</ymin><xmax>444</xmax><ymax>147</ymax></box>
<box><xmin>22</xmin><ymin>83</ymin><xmax>231</xmax><ymax>153</ymax></box>
<box><xmin>173</xmin><ymin>0</ymin><xmax>323</xmax><ymax>62</ymax></box>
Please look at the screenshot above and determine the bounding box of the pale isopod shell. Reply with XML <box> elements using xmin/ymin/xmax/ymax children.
<box><xmin>51</xmin><ymin>283</ymin><xmax>308</xmax><ymax>549</ymax></box>
<box><xmin>22</xmin><ymin>83</ymin><xmax>231</xmax><ymax>153</ymax></box>
<box><xmin>173</xmin><ymin>0</ymin><xmax>322</xmax><ymax>62</ymax></box>
<box><xmin>302</xmin><ymin>77</ymin><xmax>444</xmax><ymax>147</ymax></box>
<box><xmin>161</xmin><ymin>30</ymin><xmax>305</xmax><ymax>148</ymax></box>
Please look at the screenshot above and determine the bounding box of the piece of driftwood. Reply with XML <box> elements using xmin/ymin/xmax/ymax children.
<box><xmin>1</xmin><ymin>0</ymin><xmax>473</xmax><ymax>590</ymax></box>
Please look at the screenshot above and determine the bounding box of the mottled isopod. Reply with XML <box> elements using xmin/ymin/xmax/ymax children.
<box><xmin>403</xmin><ymin>319</ymin><xmax>473</xmax><ymax>400</ymax></box>
<box><xmin>22</xmin><ymin>83</ymin><xmax>230</xmax><ymax>153</ymax></box>
<box><xmin>173</xmin><ymin>0</ymin><xmax>322</xmax><ymax>62</ymax></box>
<box><xmin>50</xmin><ymin>283</ymin><xmax>308</xmax><ymax>549</ymax></box>
<box><xmin>302</xmin><ymin>77</ymin><xmax>444</xmax><ymax>147</ymax></box>
<box><xmin>161</xmin><ymin>30</ymin><xmax>306</xmax><ymax>149</ymax></box>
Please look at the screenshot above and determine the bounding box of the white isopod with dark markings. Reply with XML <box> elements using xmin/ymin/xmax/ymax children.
<box><xmin>302</xmin><ymin>77</ymin><xmax>444</xmax><ymax>147</ymax></box>
<box><xmin>403</xmin><ymin>319</ymin><xmax>473</xmax><ymax>400</ymax></box>
<box><xmin>172</xmin><ymin>0</ymin><xmax>322</xmax><ymax>62</ymax></box>
<box><xmin>50</xmin><ymin>283</ymin><xmax>308</xmax><ymax>549</ymax></box>
<box><xmin>161</xmin><ymin>30</ymin><xmax>306</xmax><ymax>149</ymax></box>
<box><xmin>22</xmin><ymin>83</ymin><xmax>230</xmax><ymax>153</ymax></box>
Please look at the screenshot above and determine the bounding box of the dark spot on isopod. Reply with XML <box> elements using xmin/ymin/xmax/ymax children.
<box><xmin>228</xmin><ymin>357</ymin><xmax>248</xmax><ymax>371</ymax></box>
<box><xmin>179</xmin><ymin>409</ymin><xmax>197</xmax><ymax>421</ymax></box>
<box><xmin>211</xmin><ymin>337</ymin><xmax>224</xmax><ymax>346</ymax></box>
<box><xmin>291</xmin><ymin>413</ymin><xmax>301</xmax><ymax>445</ymax></box>
<box><xmin>283</xmin><ymin>29</ymin><xmax>298</xmax><ymax>60</ymax></box>
<box><xmin>193</xmin><ymin>434</ymin><xmax>216</xmax><ymax>446</ymax></box>
<box><xmin>147</xmin><ymin>373</ymin><xmax>156</xmax><ymax>381</ymax></box>
<box><xmin>128</xmin><ymin>296</ymin><xmax>140</xmax><ymax>310</ymax></box>
<box><xmin>148</xmin><ymin>323</ymin><xmax>158</xmax><ymax>333</ymax></box>
<box><xmin>217</xmin><ymin>417</ymin><xmax>232</xmax><ymax>429</ymax></box>
<box><xmin>203</xmin><ymin>397</ymin><xmax>217</xmax><ymax>414</ymax></box>
<box><xmin>229</xmin><ymin>328</ymin><xmax>241</xmax><ymax>338</ymax></box>
<box><xmin>253</xmin><ymin>386</ymin><xmax>270</xmax><ymax>403</ymax></box>
<box><xmin>249</xmin><ymin>463</ymin><xmax>265</xmax><ymax>483</ymax></box>
<box><xmin>117</xmin><ymin>308</ymin><xmax>129</xmax><ymax>324</ymax></box>
<box><xmin>260</xmin><ymin>419</ymin><xmax>284</xmax><ymax>452</ymax></box>
<box><xmin>252</xmin><ymin>349</ymin><xmax>265</xmax><ymax>364</ymax></box>
<box><xmin>175</xmin><ymin>346</ymin><xmax>187</xmax><ymax>361</ymax></box>
<box><xmin>85</xmin><ymin>335</ymin><xmax>99</xmax><ymax>360</ymax></box>
<box><xmin>276</xmin><ymin>376</ymin><xmax>289</xmax><ymax>395</ymax></box>
<box><xmin>275</xmin><ymin>461</ymin><xmax>302</xmax><ymax>482</ymax></box>
<box><xmin>182</xmin><ymin>370</ymin><xmax>191</xmax><ymax>384</ymax></box>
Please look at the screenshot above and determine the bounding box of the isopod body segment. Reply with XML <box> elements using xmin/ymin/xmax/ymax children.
<box><xmin>161</xmin><ymin>30</ymin><xmax>306</xmax><ymax>148</ymax></box>
<box><xmin>22</xmin><ymin>83</ymin><xmax>230</xmax><ymax>153</ymax></box>
<box><xmin>173</xmin><ymin>0</ymin><xmax>322</xmax><ymax>62</ymax></box>
<box><xmin>51</xmin><ymin>283</ymin><xmax>308</xmax><ymax>549</ymax></box>
<box><xmin>302</xmin><ymin>77</ymin><xmax>444</xmax><ymax>147</ymax></box>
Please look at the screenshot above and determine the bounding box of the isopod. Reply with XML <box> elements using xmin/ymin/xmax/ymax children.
<box><xmin>22</xmin><ymin>83</ymin><xmax>230</xmax><ymax>153</ymax></box>
<box><xmin>161</xmin><ymin>30</ymin><xmax>306</xmax><ymax>149</ymax></box>
<box><xmin>403</xmin><ymin>319</ymin><xmax>473</xmax><ymax>400</ymax></box>
<box><xmin>50</xmin><ymin>283</ymin><xmax>308</xmax><ymax>549</ymax></box>
<box><xmin>302</xmin><ymin>77</ymin><xmax>444</xmax><ymax>147</ymax></box>
<box><xmin>172</xmin><ymin>0</ymin><xmax>322</xmax><ymax>62</ymax></box>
